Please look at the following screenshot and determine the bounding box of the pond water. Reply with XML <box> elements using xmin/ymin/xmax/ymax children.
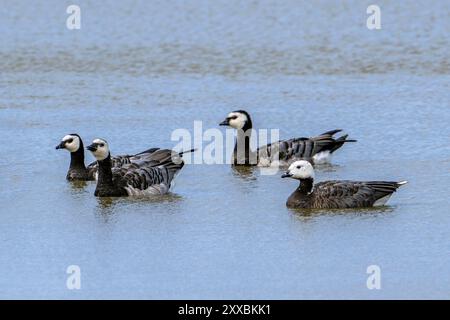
<box><xmin>0</xmin><ymin>0</ymin><xmax>449</xmax><ymax>299</ymax></box>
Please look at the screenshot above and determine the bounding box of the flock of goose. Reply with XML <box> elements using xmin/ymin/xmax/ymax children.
<box><xmin>56</xmin><ymin>110</ymin><xmax>407</xmax><ymax>209</ymax></box>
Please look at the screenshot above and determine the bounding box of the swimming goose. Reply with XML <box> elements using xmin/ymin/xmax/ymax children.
<box><xmin>281</xmin><ymin>160</ymin><xmax>407</xmax><ymax>209</ymax></box>
<box><xmin>56</xmin><ymin>134</ymin><xmax>159</xmax><ymax>181</ymax></box>
<box><xmin>219</xmin><ymin>110</ymin><xmax>356</xmax><ymax>166</ymax></box>
<box><xmin>56</xmin><ymin>134</ymin><xmax>96</xmax><ymax>181</ymax></box>
<box><xmin>86</xmin><ymin>138</ymin><xmax>192</xmax><ymax>197</ymax></box>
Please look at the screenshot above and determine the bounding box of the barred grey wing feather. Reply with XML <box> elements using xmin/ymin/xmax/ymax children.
<box><xmin>313</xmin><ymin>181</ymin><xmax>377</xmax><ymax>208</ymax></box>
<box><xmin>112</xmin><ymin>149</ymin><xmax>184</xmax><ymax>194</ymax></box>
<box><xmin>257</xmin><ymin>129</ymin><xmax>354</xmax><ymax>165</ymax></box>
<box><xmin>86</xmin><ymin>147</ymin><xmax>163</xmax><ymax>179</ymax></box>
<box><xmin>312</xmin><ymin>180</ymin><xmax>403</xmax><ymax>208</ymax></box>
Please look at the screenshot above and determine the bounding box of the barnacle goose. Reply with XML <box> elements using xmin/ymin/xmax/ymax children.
<box><xmin>86</xmin><ymin>138</ymin><xmax>193</xmax><ymax>197</ymax></box>
<box><xmin>56</xmin><ymin>134</ymin><xmax>97</xmax><ymax>181</ymax></box>
<box><xmin>56</xmin><ymin>134</ymin><xmax>159</xmax><ymax>181</ymax></box>
<box><xmin>281</xmin><ymin>160</ymin><xmax>407</xmax><ymax>209</ymax></box>
<box><xmin>219</xmin><ymin>110</ymin><xmax>356</xmax><ymax>166</ymax></box>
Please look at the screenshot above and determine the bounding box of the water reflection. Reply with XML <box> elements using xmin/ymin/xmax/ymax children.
<box><xmin>95</xmin><ymin>197</ymin><xmax>118</xmax><ymax>220</ymax></box>
<box><xmin>67</xmin><ymin>180</ymin><xmax>92</xmax><ymax>199</ymax></box>
<box><xmin>69</xmin><ymin>180</ymin><xmax>89</xmax><ymax>190</ymax></box>
<box><xmin>290</xmin><ymin>205</ymin><xmax>396</xmax><ymax>220</ymax></box>
<box><xmin>94</xmin><ymin>193</ymin><xmax>184</xmax><ymax>220</ymax></box>
<box><xmin>313</xmin><ymin>163</ymin><xmax>341</xmax><ymax>173</ymax></box>
<box><xmin>230</xmin><ymin>163</ymin><xmax>340</xmax><ymax>180</ymax></box>
<box><xmin>231</xmin><ymin>165</ymin><xmax>258</xmax><ymax>180</ymax></box>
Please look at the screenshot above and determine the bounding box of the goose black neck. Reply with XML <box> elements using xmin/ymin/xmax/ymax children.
<box><xmin>69</xmin><ymin>143</ymin><xmax>86</xmax><ymax>170</ymax></box>
<box><xmin>241</xmin><ymin>116</ymin><xmax>252</xmax><ymax>132</ymax></box>
<box><xmin>234</xmin><ymin>130</ymin><xmax>252</xmax><ymax>165</ymax></box>
<box><xmin>298</xmin><ymin>178</ymin><xmax>314</xmax><ymax>194</ymax></box>
<box><xmin>96</xmin><ymin>154</ymin><xmax>114</xmax><ymax>186</ymax></box>
<box><xmin>233</xmin><ymin>119</ymin><xmax>254</xmax><ymax>165</ymax></box>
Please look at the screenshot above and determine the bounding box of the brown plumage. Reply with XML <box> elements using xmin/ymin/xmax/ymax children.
<box><xmin>282</xmin><ymin>161</ymin><xmax>407</xmax><ymax>209</ymax></box>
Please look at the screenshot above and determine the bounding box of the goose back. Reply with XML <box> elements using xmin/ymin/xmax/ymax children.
<box><xmin>94</xmin><ymin>149</ymin><xmax>186</xmax><ymax>197</ymax></box>
<box><xmin>258</xmin><ymin>129</ymin><xmax>356</xmax><ymax>166</ymax></box>
<box><xmin>287</xmin><ymin>180</ymin><xmax>406</xmax><ymax>209</ymax></box>
<box><xmin>86</xmin><ymin>147</ymin><xmax>161</xmax><ymax>180</ymax></box>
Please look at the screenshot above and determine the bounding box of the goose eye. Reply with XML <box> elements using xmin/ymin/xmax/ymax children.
<box><xmin>99</xmin><ymin>143</ymin><xmax>104</xmax><ymax>147</ymax></box>
<box><xmin>230</xmin><ymin>116</ymin><xmax>237</xmax><ymax>120</ymax></box>
<box><xmin>67</xmin><ymin>139</ymin><xmax>73</xmax><ymax>143</ymax></box>
<box><xmin>296</xmin><ymin>166</ymin><xmax>301</xmax><ymax>169</ymax></box>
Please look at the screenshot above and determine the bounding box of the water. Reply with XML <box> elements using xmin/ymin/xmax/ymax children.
<box><xmin>0</xmin><ymin>0</ymin><xmax>449</xmax><ymax>299</ymax></box>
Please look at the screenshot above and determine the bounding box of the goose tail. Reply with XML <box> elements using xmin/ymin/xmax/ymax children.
<box><xmin>330</xmin><ymin>134</ymin><xmax>357</xmax><ymax>153</ymax></box>
<box><xmin>178</xmin><ymin>148</ymin><xmax>197</xmax><ymax>156</ymax></box>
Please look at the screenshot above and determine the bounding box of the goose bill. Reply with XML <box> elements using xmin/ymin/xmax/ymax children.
<box><xmin>55</xmin><ymin>141</ymin><xmax>66</xmax><ymax>149</ymax></box>
<box><xmin>86</xmin><ymin>144</ymin><xmax>97</xmax><ymax>152</ymax></box>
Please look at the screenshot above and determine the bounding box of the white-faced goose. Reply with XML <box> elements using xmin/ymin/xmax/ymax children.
<box><xmin>219</xmin><ymin>110</ymin><xmax>356</xmax><ymax>166</ymax></box>
<box><xmin>56</xmin><ymin>134</ymin><xmax>159</xmax><ymax>181</ymax></box>
<box><xmin>281</xmin><ymin>160</ymin><xmax>407</xmax><ymax>209</ymax></box>
<box><xmin>56</xmin><ymin>134</ymin><xmax>96</xmax><ymax>181</ymax></box>
<box><xmin>86</xmin><ymin>138</ymin><xmax>193</xmax><ymax>197</ymax></box>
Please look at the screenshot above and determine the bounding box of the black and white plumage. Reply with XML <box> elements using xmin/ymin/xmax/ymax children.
<box><xmin>281</xmin><ymin>160</ymin><xmax>407</xmax><ymax>209</ymax></box>
<box><xmin>219</xmin><ymin>110</ymin><xmax>356</xmax><ymax>166</ymax></box>
<box><xmin>56</xmin><ymin>134</ymin><xmax>96</xmax><ymax>181</ymax></box>
<box><xmin>86</xmin><ymin>138</ymin><xmax>192</xmax><ymax>197</ymax></box>
<box><xmin>56</xmin><ymin>134</ymin><xmax>158</xmax><ymax>181</ymax></box>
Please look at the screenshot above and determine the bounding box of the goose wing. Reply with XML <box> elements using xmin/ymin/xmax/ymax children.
<box><xmin>362</xmin><ymin>181</ymin><xmax>407</xmax><ymax>201</ymax></box>
<box><xmin>313</xmin><ymin>180</ymin><xmax>405</xmax><ymax>208</ymax></box>
<box><xmin>86</xmin><ymin>147</ymin><xmax>161</xmax><ymax>180</ymax></box>
<box><xmin>112</xmin><ymin>149</ymin><xmax>185</xmax><ymax>195</ymax></box>
<box><xmin>257</xmin><ymin>129</ymin><xmax>355</xmax><ymax>165</ymax></box>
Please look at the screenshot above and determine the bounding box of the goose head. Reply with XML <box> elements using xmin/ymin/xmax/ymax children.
<box><xmin>219</xmin><ymin>110</ymin><xmax>252</xmax><ymax>130</ymax></box>
<box><xmin>86</xmin><ymin>138</ymin><xmax>110</xmax><ymax>161</ymax></box>
<box><xmin>281</xmin><ymin>160</ymin><xmax>315</xmax><ymax>180</ymax></box>
<box><xmin>56</xmin><ymin>134</ymin><xmax>81</xmax><ymax>152</ymax></box>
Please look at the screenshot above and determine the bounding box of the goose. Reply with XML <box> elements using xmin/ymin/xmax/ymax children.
<box><xmin>281</xmin><ymin>160</ymin><xmax>407</xmax><ymax>209</ymax></box>
<box><xmin>56</xmin><ymin>134</ymin><xmax>96</xmax><ymax>181</ymax></box>
<box><xmin>219</xmin><ymin>110</ymin><xmax>356</xmax><ymax>166</ymax></box>
<box><xmin>86</xmin><ymin>138</ymin><xmax>193</xmax><ymax>197</ymax></box>
<box><xmin>56</xmin><ymin>134</ymin><xmax>159</xmax><ymax>181</ymax></box>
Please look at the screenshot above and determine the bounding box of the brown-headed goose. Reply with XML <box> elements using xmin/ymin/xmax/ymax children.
<box><xmin>86</xmin><ymin>138</ymin><xmax>193</xmax><ymax>197</ymax></box>
<box><xmin>219</xmin><ymin>110</ymin><xmax>356</xmax><ymax>166</ymax></box>
<box><xmin>281</xmin><ymin>160</ymin><xmax>407</xmax><ymax>209</ymax></box>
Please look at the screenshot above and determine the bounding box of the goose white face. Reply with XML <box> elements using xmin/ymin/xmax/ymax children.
<box><xmin>61</xmin><ymin>135</ymin><xmax>80</xmax><ymax>152</ymax></box>
<box><xmin>226</xmin><ymin>112</ymin><xmax>248</xmax><ymax>129</ymax></box>
<box><xmin>285</xmin><ymin>160</ymin><xmax>315</xmax><ymax>180</ymax></box>
<box><xmin>88</xmin><ymin>138</ymin><xmax>110</xmax><ymax>161</ymax></box>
